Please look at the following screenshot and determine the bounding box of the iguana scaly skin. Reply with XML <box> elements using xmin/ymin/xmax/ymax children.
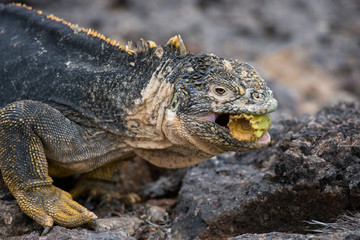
<box><xmin>0</xmin><ymin>4</ymin><xmax>278</xmax><ymax>234</ymax></box>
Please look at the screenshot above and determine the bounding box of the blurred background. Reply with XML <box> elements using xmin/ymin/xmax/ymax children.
<box><xmin>2</xmin><ymin>0</ymin><xmax>359</xmax><ymax>117</ymax></box>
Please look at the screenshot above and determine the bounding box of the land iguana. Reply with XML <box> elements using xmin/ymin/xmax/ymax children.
<box><xmin>0</xmin><ymin>3</ymin><xmax>278</xmax><ymax>235</ymax></box>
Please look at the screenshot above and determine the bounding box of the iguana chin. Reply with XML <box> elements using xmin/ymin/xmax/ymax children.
<box><xmin>0</xmin><ymin>3</ymin><xmax>277</xmax><ymax>235</ymax></box>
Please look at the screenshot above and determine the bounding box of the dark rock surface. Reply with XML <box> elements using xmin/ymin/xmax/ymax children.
<box><xmin>172</xmin><ymin>102</ymin><xmax>360</xmax><ymax>239</ymax></box>
<box><xmin>7</xmin><ymin>226</ymin><xmax>133</xmax><ymax>240</ymax></box>
<box><xmin>228</xmin><ymin>231</ymin><xmax>360</xmax><ymax>240</ymax></box>
<box><xmin>0</xmin><ymin>200</ymin><xmax>41</xmax><ymax>237</ymax></box>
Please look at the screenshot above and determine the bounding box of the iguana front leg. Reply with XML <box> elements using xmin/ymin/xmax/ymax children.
<box><xmin>0</xmin><ymin>100</ymin><xmax>97</xmax><ymax>233</ymax></box>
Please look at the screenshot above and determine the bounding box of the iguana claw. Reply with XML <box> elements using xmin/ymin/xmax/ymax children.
<box><xmin>92</xmin><ymin>219</ymin><xmax>100</xmax><ymax>233</ymax></box>
<box><xmin>41</xmin><ymin>226</ymin><xmax>51</xmax><ymax>236</ymax></box>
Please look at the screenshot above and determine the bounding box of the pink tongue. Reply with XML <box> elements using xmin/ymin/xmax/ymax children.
<box><xmin>205</xmin><ymin>113</ymin><xmax>219</xmax><ymax>122</ymax></box>
<box><xmin>255</xmin><ymin>132</ymin><xmax>271</xmax><ymax>143</ymax></box>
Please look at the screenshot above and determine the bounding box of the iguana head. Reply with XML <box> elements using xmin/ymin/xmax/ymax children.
<box><xmin>163</xmin><ymin>36</ymin><xmax>278</xmax><ymax>158</ymax></box>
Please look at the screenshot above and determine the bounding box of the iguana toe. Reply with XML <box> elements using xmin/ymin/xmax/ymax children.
<box><xmin>14</xmin><ymin>185</ymin><xmax>97</xmax><ymax>231</ymax></box>
<box><xmin>121</xmin><ymin>192</ymin><xmax>142</xmax><ymax>206</ymax></box>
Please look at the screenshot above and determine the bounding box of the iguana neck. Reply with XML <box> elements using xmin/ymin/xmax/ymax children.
<box><xmin>122</xmin><ymin>57</ymin><xmax>184</xmax><ymax>149</ymax></box>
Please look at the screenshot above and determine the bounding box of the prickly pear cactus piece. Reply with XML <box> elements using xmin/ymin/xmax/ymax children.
<box><xmin>228</xmin><ymin>113</ymin><xmax>271</xmax><ymax>141</ymax></box>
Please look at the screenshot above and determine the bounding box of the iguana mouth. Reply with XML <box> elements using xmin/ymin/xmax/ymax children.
<box><xmin>204</xmin><ymin>113</ymin><xmax>271</xmax><ymax>143</ymax></box>
<box><xmin>214</xmin><ymin>113</ymin><xmax>230</xmax><ymax>131</ymax></box>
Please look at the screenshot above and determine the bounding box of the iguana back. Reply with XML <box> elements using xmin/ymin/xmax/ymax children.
<box><xmin>0</xmin><ymin>4</ymin><xmax>162</xmax><ymax>132</ymax></box>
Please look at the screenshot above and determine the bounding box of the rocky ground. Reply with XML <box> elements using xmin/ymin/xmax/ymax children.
<box><xmin>0</xmin><ymin>0</ymin><xmax>359</xmax><ymax>239</ymax></box>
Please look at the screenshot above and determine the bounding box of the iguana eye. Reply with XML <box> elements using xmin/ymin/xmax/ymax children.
<box><xmin>214</xmin><ymin>87</ymin><xmax>226</xmax><ymax>95</ymax></box>
<box><xmin>252</xmin><ymin>92</ymin><xmax>264</xmax><ymax>101</ymax></box>
<box><xmin>210</xmin><ymin>85</ymin><xmax>233</xmax><ymax>98</ymax></box>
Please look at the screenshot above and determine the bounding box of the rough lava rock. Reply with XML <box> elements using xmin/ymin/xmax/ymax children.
<box><xmin>228</xmin><ymin>231</ymin><xmax>360</xmax><ymax>240</ymax></box>
<box><xmin>275</xmin><ymin>102</ymin><xmax>360</xmax><ymax>209</ymax></box>
<box><xmin>172</xmin><ymin>102</ymin><xmax>360</xmax><ymax>239</ymax></box>
<box><xmin>7</xmin><ymin>226</ymin><xmax>134</xmax><ymax>240</ymax></box>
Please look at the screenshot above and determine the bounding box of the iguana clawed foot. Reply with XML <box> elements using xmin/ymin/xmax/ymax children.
<box><xmin>120</xmin><ymin>192</ymin><xmax>142</xmax><ymax>206</ymax></box>
<box><xmin>70</xmin><ymin>178</ymin><xmax>141</xmax><ymax>207</ymax></box>
<box><xmin>70</xmin><ymin>178</ymin><xmax>120</xmax><ymax>201</ymax></box>
<box><xmin>13</xmin><ymin>185</ymin><xmax>97</xmax><ymax>234</ymax></box>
